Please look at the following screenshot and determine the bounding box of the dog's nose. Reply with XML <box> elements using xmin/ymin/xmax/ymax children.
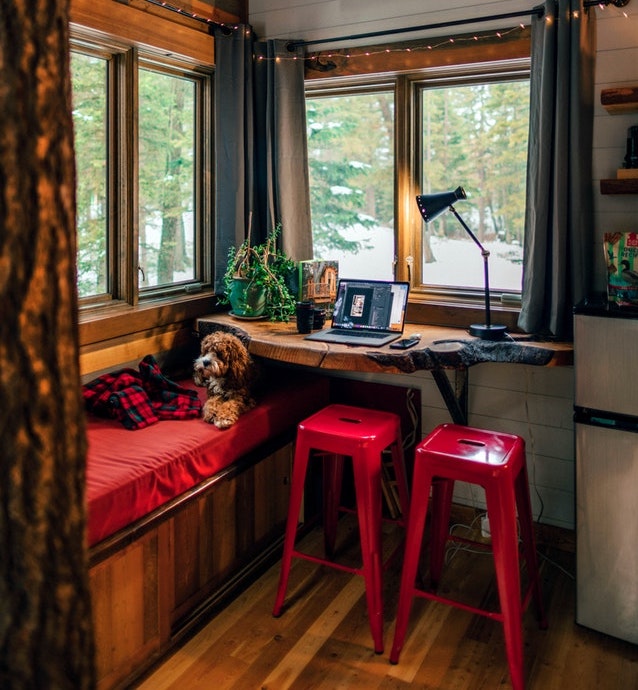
<box><xmin>201</xmin><ymin>357</ymin><xmax>211</xmax><ymax>367</ymax></box>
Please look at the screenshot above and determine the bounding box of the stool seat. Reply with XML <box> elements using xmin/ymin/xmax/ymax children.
<box><xmin>390</xmin><ymin>423</ymin><xmax>547</xmax><ymax>690</ymax></box>
<box><xmin>273</xmin><ymin>404</ymin><xmax>409</xmax><ymax>654</ymax></box>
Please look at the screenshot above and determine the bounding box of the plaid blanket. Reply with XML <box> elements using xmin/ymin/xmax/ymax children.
<box><xmin>83</xmin><ymin>355</ymin><xmax>202</xmax><ymax>430</ymax></box>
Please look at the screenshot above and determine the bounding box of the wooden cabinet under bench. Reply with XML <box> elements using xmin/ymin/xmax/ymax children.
<box><xmin>86</xmin><ymin>372</ymin><xmax>330</xmax><ymax>690</ymax></box>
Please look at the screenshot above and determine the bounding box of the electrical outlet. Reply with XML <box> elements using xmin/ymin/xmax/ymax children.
<box><xmin>481</xmin><ymin>515</ymin><xmax>491</xmax><ymax>539</ymax></box>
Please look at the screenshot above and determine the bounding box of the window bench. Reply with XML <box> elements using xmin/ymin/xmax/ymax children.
<box><xmin>87</xmin><ymin>371</ymin><xmax>330</xmax><ymax>690</ymax></box>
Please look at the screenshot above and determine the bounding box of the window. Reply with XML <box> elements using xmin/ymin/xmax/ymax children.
<box><xmin>71</xmin><ymin>50</ymin><xmax>108</xmax><ymax>298</ymax></box>
<box><xmin>416</xmin><ymin>72</ymin><xmax>530</xmax><ymax>297</ymax></box>
<box><xmin>306</xmin><ymin>58</ymin><xmax>530</xmax><ymax>317</ymax></box>
<box><xmin>138</xmin><ymin>63</ymin><xmax>197</xmax><ymax>291</ymax></box>
<box><xmin>70</xmin><ymin>38</ymin><xmax>212</xmax><ymax>308</ymax></box>
<box><xmin>306</xmin><ymin>85</ymin><xmax>395</xmax><ymax>280</ymax></box>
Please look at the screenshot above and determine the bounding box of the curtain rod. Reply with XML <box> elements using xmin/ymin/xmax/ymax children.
<box><xmin>583</xmin><ymin>0</ymin><xmax>630</xmax><ymax>6</ymax></box>
<box><xmin>287</xmin><ymin>7</ymin><xmax>545</xmax><ymax>50</ymax></box>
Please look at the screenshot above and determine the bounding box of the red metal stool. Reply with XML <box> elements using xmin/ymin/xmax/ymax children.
<box><xmin>272</xmin><ymin>403</ymin><xmax>410</xmax><ymax>654</ymax></box>
<box><xmin>390</xmin><ymin>423</ymin><xmax>547</xmax><ymax>690</ymax></box>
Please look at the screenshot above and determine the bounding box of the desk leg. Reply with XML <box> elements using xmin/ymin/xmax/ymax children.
<box><xmin>430</xmin><ymin>367</ymin><xmax>468</xmax><ymax>425</ymax></box>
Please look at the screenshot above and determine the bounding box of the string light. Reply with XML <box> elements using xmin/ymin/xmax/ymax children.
<box><xmin>273</xmin><ymin>24</ymin><xmax>530</xmax><ymax>62</ymax></box>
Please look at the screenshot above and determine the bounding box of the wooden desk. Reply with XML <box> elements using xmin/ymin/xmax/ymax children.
<box><xmin>197</xmin><ymin>314</ymin><xmax>573</xmax><ymax>425</ymax></box>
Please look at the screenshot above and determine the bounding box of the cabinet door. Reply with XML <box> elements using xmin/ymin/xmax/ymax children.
<box><xmin>574</xmin><ymin>314</ymin><xmax>638</xmax><ymax>416</ymax></box>
<box><xmin>576</xmin><ymin>422</ymin><xmax>638</xmax><ymax>644</ymax></box>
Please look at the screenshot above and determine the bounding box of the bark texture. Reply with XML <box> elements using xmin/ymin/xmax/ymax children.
<box><xmin>0</xmin><ymin>1</ymin><xmax>95</xmax><ymax>687</ymax></box>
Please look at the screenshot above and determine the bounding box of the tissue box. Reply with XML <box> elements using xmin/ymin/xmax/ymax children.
<box><xmin>605</xmin><ymin>232</ymin><xmax>638</xmax><ymax>307</ymax></box>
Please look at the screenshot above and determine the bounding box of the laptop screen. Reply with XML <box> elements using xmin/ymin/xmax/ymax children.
<box><xmin>331</xmin><ymin>279</ymin><xmax>409</xmax><ymax>333</ymax></box>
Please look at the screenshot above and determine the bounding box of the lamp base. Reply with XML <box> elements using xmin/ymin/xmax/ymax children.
<box><xmin>469</xmin><ymin>323</ymin><xmax>508</xmax><ymax>340</ymax></box>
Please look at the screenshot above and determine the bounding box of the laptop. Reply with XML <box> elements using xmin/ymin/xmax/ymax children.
<box><xmin>304</xmin><ymin>279</ymin><xmax>410</xmax><ymax>347</ymax></box>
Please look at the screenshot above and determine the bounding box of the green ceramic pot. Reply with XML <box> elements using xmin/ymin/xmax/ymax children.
<box><xmin>228</xmin><ymin>277</ymin><xmax>267</xmax><ymax>317</ymax></box>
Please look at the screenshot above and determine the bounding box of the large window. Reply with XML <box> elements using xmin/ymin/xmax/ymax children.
<box><xmin>71</xmin><ymin>51</ymin><xmax>108</xmax><ymax>298</ymax></box>
<box><xmin>418</xmin><ymin>75</ymin><xmax>529</xmax><ymax>296</ymax></box>
<box><xmin>306</xmin><ymin>60</ymin><xmax>530</xmax><ymax>311</ymax></box>
<box><xmin>138</xmin><ymin>64</ymin><xmax>196</xmax><ymax>291</ymax></box>
<box><xmin>70</xmin><ymin>39</ymin><xmax>212</xmax><ymax>307</ymax></box>
<box><xmin>306</xmin><ymin>86</ymin><xmax>395</xmax><ymax>280</ymax></box>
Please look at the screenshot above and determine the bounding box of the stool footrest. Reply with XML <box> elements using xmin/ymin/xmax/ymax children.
<box><xmin>291</xmin><ymin>539</ymin><xmax>405</xmax><ymax>576</ymax></box>
<box><xmin>447</xmin><ymin>534</ymin><xmax>494</xmax><ymax>553</ymax></box>
<box><xmin>412</xmin><ymin>577</ymin><xmax>539</xmax><ymax>624</ymax></box>
<box><xmin>292</xmin><ymin>549</ymin><xmax>361</xmax><ymax>576</ymax></box>
<box><xmin>414</xmin><ymin>588</ymin><xmax>505</xmax><ymax>623</ymax></box>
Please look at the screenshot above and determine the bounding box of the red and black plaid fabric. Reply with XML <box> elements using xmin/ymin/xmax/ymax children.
<box><xmin>83</xmin><ymin>356</ymin><xmax>201</xmax><ymax>430</ymax></box>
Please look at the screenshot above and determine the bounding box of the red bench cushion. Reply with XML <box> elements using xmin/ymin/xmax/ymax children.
<box><xmin>86</xmin><ymin>373</ymin><xmax>329</xmax><ymax>546</ymax></box>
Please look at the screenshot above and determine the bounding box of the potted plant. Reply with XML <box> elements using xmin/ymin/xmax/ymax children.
<box><xmin>220</xmin><ymin>224</ymin><xmax>297</xmax><ymax>322</ymax></box>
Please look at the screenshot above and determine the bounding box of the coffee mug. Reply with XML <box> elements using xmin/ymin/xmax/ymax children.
<box><xmin>296</xmin><ymin>301</ymin><xmax>313</xmax><ymax>334</ymax></box>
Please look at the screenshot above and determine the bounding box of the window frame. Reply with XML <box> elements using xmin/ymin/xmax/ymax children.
<box><xmin>69</xmin><ymin>20</ymin><xmax>215</xmax><ymax>348</ymax></box>
<box><xmin>305</xmin><ymin>77</ymin><xmax>398</xmax><ymax>278</ymax></box>
<box><xmin>404</xmin><ymin>59</ymin><xmax>531</xmax><ymax>297</ymax></box>
<box><xmin>305</xmin><ymin>51</ymin><xmax>531</xmax><ymax>330</ymax></box>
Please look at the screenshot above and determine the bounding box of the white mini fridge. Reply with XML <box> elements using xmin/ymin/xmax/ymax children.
<box><xmin>574</xmin><ymin>298</ymin><xmax>638</xmax><ymax>644</ymax></box>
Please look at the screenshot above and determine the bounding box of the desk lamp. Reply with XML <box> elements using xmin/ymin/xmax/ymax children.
<box><xmin>416</xmin><ymin>186</ymin><xmax>507</xmax><ymax>341</ymax></box>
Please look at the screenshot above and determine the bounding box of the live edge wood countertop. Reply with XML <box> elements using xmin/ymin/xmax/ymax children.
<box><xmin>197</xmin><ymin>313</ymin><xmax>573</xmax><ymax>374</ymax></box>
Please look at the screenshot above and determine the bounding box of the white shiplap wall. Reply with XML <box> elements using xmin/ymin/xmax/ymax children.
<box><xmin>250</xmin><ymin>0</ymin><xmax>542</xmax><ymax>49</ymax></box>
<box><xmin>593</xmin><ymin>10</ymin><xmax>638</xmax><ymax>290</ymax></box>
<box><xmin>249</xmin><ymin>1</ymin><xmax>638</xmax><ymax>530</ymax></box>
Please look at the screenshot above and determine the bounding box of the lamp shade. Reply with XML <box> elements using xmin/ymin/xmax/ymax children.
<box><xmin>416</xmin><ymin>186</ymin><xmax>466</xmax><ymax>223</ymax></box>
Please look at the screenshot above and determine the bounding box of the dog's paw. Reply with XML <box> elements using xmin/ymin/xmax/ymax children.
<box><xmin>213</xmin><ymin>415</ymin><xmax>236</xmax><ymax>429</ymax></box>
<box><xmin>202</xmin><ymin>408</ymin><xmax>216</xmax><ymax>425</ymax></box>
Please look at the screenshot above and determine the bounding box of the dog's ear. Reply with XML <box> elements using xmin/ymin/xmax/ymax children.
<box><xmin>224</xmin><ymin>335</ymin><xmax>252</xmax><ymax>385</ymax></box>
<box><xmin>200</xmin><ymin>333</ymin><xmax>215</xmax><ymax>354</ymax></box>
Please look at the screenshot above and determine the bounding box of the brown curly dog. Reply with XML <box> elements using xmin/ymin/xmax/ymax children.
<box><xmin>193</xmin><ymin>332</ymin><xmax>258</xmax><ymax>428</ymax></box>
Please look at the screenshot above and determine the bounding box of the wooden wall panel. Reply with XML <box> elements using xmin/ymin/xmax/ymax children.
<box><xmin>79</xmin><ymin>324</ymin><xmax>198</xmax><ymax>380</ymax></box>
<box><xmin>212</xmin><ymin>474</ymin><xmax>239</xmax><ymax>578</ymax></box>
<box><xmin>90</xmin><ymin>533</ymin><xmax>161</xmax><ymax>689</ymax></box>
<box><xmin>71</xmin><ymin>0</ymin><xmax>214</xmax><ymax>65</ymax></box>
<box><xmin>254</xmin><ymin>445</ymin><xmax>292</xmax><ymax>543</ymax></box>
<box><xmin>172</xmin><ymin>502</ymin><xmax>202</xmax><ymax>610</ymax></box>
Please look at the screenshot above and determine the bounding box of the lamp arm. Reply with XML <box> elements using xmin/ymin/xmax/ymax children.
<box><xmin>449</xmin><ymin>205</ymin><xmax>492</xmax><ymax>328</ymax></box>
<box><xmin>449</xmin><ymin>205</ymin><xmax>487</xmax><ymax>255</ymax></box>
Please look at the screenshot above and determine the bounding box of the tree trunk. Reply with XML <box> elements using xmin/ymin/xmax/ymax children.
<box><xmin>0</xmin><ymin>2</ymin><xmax>95</xmax><ymax>688</ymax></box>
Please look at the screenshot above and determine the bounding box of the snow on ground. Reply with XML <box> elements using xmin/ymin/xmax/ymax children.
<box><xmin>318</xmin><ymin>225</ymin><xmax>523</xmax><ymax>292</ymax></box>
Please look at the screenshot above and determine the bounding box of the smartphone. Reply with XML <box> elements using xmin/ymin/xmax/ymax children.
<box><xmin>390</xmin><ymin>336</ymin><xmax>421</xmax><ymax>350</ymax></box>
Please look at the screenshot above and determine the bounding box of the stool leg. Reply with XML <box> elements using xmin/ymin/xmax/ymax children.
<box><xmin>486</xmin><ymin>485</ymin><xmax>525</xmax><ymax>690</ymax></box>
<box><xmin>352</xmin><ymin>450</ymin><xmax>384</xmax><ymax>654</ymax></box>
<box><xmin>390</xmin><ymin>464</ymin><xmax>434</xmax><ymax>664</ymax></box>
<box><xmin>514</xmin><ymin>467</ymin><xmax>547</xmax><ymax>629</ymax></box>
<box><xmin>390</xmin><ymin>437</ymin><xmax>410</xmax><ymax>524</ymax></box>
<box><xmin>429</xmin><ymin>477</ymin><xmax>455</xmax><ymax>588</ymax></box>
<box><xmin>323</xmin><ymin>453</ymin><xmax>345</xmax><ymax>558</ymax></box>
<box><xmin>273</xmin><ymin>437</ymin><xmax>311</xmax><ymax>617</ymax></box>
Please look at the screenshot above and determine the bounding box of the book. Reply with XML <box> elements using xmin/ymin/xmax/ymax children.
<box><xmin>617</xmin><ymin>168</ymin><xmax>638</xmax><ymax>180</ymax></box>
<box><xmin>604</xmin><ymin>232</ymin><xmax>638</xmax><ymax>307</ymax></box>
<box><xmin>298</xmin><ymin>260</ymin><xmax>339</xmax><ymax>315</ymax></box>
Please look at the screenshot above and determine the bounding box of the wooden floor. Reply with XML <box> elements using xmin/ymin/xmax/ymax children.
<box><xmin>134</xmin><ymin>513</ymin><xmax>638</xmax><ymax>690</ymax></box>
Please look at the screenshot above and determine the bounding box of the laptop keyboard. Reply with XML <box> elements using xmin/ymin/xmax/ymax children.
<box><xmin>330</xmin><ymin>329</ymin><xmax>388</xmax><ymax>339</ymax></box>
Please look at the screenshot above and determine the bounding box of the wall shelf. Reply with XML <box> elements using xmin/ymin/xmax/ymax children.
<box><xmin>600</xmin><ymin>178</ymin><xmax>638</xmax><ymax>194</ymax></box>
<box><xmin>601</xmin><ymin>86</ymin><xmax>638</xmax><ymax>114</ymax></box>
<box><xmin>600</xmin><ymin>85</ymin><xmax>638</xmax><ymax>193</ymax></box>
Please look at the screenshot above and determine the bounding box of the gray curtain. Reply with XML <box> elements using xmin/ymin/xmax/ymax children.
<box><xmin>518</xmin><ymin>0</ymin><xmax>596</xmax><ymax>339</ymax></box>
<box><xmin>213</xmin><ymin>26</ymin><xmax>313</xmax><ymax>291</ymax></box>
